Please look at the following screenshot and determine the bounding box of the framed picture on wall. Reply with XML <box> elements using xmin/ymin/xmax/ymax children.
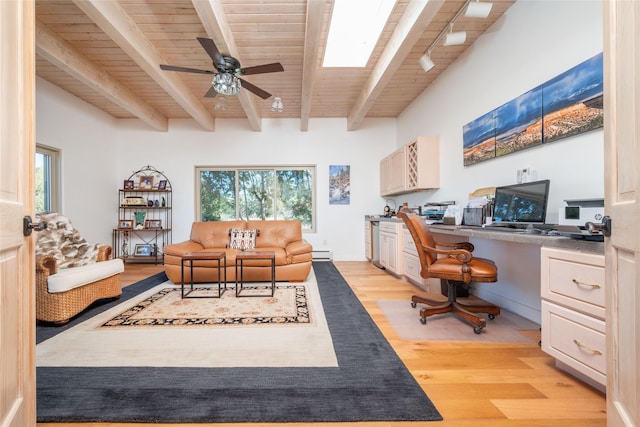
<box><xmin>329</xmin><ymin>165</ymin><xmax>350</xmax><ymax>205</ymax></box>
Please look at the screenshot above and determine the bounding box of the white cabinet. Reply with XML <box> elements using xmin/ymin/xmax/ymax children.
<box><xmin>401</xmin><ymin>227</ymin><xmax>431</xmax><ymax>290</ymax></box>
<box><xmin>406</xmin><ymin>136</ymin><xmax>439</xmax><ymax>192</ymax></box>
<box><xmin>540</xmin><ymin>247</ymin><xmax>606</xmax><ymax>391</ymax></box>
<box><xmin>364</xmin><ymin>220</ymin><xmax>372</xmax><ymax>260</ymax></box>
<box><xmin>380</xmin><ymin>148</ymin><xmax>405</xmax><ymax>195</ymax></box>
<box><xmin>379</xmin><ymin>221</ymin><xmax>403</xmax><ymax>274</ymax></box>
<box><xmin>380</xmin><ymin>136</ymin><xmax>439</xmax><ymax>196</ymax></box>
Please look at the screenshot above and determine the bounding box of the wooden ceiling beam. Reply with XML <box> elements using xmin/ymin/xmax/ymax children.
<box><xmin>72</xmin><ymin>0</ymin><xmax>215</xmax><ymax>132</ymax></box>
<box><xmin>192</xmin><ymin>0</ymin><xmax>262</xmax><ymax>132</ymax></box>
<box><xmin>299</xmin><ymin>0</ymin><xmax>327</xmax><ymax>131</ymax></box>
<box><xmin>347</xmin><ymin>0</ymin><xmax>445</xmax><ymax>131</ymax></box>
<box><xmin>35</xmin><ymin>20</ymin><xmax>168</xmax><ymax>132</ymax></box>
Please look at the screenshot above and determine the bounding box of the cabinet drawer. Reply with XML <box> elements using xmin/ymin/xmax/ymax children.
<box><xmin>541</xmin><ymin>247</ymin><xmax>605</xmax><ymax>319</ymax></box>
<box><xmin>541</xmin><ymin>301</ymin><xmax>606</xmax><ymax>386</ymax></box>
<box><xmin>401</xmin><ymin>228</ymin><xmax>418</xmax><ymax>255</ymax></box>
<box><xmin>380</xmin><ymin>221</ymin><xmax>398</xmax><ymax>234</ymax></box>
<box><xmin>403</xmin><ymin>251</ymin><xmax>422</xmax><ymax>281</ymax></box>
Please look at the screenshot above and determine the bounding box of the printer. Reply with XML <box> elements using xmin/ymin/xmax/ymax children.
<box><xmin>558</xmin><ymin>198</ymin><xmax>605</xmax><ymax>227</ymax></box>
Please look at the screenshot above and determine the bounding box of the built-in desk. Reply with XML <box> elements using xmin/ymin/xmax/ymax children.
<box><xmin>428</xmin><ymin>224</ymin><xmax>604</xmax><ymax>254</ymax></box>
<box><xmin>368</xmin><ymin>218</ymin><xmax>607</xmax><ymax>390</ymax></box>
<box><xmin>425</xmin><ymin>224</ymin><xmax>603</xmax><ymax>324</ymax></box>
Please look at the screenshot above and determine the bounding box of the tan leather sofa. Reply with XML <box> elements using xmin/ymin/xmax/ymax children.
<box><xmin>163</xmin><ymin>220</ymin><xmax>313</xmax><ymax>283</ymax></box>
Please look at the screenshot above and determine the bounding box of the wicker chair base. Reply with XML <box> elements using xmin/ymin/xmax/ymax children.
<box><xmin>36</xmin><ymin>273</ymin><xmax>122</xmax><ymax>325</ymax></box>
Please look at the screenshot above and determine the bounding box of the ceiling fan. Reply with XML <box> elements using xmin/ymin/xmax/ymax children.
<box><xmin>159</xmin><ymin>37</ymin><xmax>284</xmax><ymax>100</ymax></box>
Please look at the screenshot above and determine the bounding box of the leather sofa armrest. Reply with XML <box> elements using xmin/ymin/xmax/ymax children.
<box><xmin>163</xmin><ymin>240</ymin><xmax>206</xmax><ymax>256</ymax></box>
<box><xmin>285</xmin><ymin>240</ymin><xmax>313</xmax><ymax>257</ymax></box>
<box><xmin>36</xmin><ymin>255</ymin><xmax>58</xmax><ymax>276</ymax></box>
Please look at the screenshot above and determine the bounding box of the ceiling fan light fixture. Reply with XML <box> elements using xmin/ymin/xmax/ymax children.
<box><xmin>443</xmin><ymin>31</ymin><xmax>467</xmax><ymax>46</ymax></box>
<box><xmin>419</xmin><ymin>53</ymin><xmax>435</xmax><ymax>72</ymax></box>
<box><xmin>213</xmin><ymin>72</ymin><xmax>241</xmax><ymax>96</ymax></box>
<box><xmin>465</xmin><ymin>1</ymin><xmax>493</xmax><ymax>18</ymax></box>
<box><xmin>271</xmin><ymin>97</ymin><xmax>283</xmax><ymax>112</ymax></box>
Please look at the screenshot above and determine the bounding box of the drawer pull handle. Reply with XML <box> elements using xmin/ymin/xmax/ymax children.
<box><xmin>572</xmin><ymin>278</ymin><xmax>601</xmax><ymax>289</ymax></box>
<box><xmin>573</xmin><ymin>339</ymin><xmax>603</xmax><ymax>355</ymax></box>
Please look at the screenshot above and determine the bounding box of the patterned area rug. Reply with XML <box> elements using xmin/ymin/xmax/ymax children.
<box><xmin>101</xmin><ymin>285</ymin><xmax>310</xmax><ymax>327</ymax></box>
<box><xmin>36</xmin><ymin>276</ymin><xmax>335</xmax><ymax>368</ymax></box>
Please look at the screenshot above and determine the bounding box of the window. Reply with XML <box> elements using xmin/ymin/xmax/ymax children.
<box><xmin>196</xmin><ymin>166</ymin><xmax>315</xmax><ymax>231</ymax></box>
<box><xmin>35</xmin><ymin>145</ymin><xmax>60</xmax><ymax>213</ymax></box>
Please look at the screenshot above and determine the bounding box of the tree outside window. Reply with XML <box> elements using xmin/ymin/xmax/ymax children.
<box><xmin>197</xmin><ymin>166</ymin><xmax>315</xmax><ymax>231</ymax></box>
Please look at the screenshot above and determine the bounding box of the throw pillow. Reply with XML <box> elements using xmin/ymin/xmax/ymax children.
<box><xmin>228</xmin><ymin>228</ymin><xmax>258</xmax><ymax>251</ymax></box>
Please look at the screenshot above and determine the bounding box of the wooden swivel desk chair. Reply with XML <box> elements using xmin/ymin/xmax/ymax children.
<box><xmin>397</xmin><ymin>210</ymin><xmax>501</xmax><ymax>334</ymax></box>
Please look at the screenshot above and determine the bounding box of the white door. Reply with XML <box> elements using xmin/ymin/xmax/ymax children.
<box><xmin>0</xmin><ymin>1</ymin><xmax>36</xmax><ymax>426</ymax></box>
<box><xmin>604</xmin><ymin>1</ymin><xmax>640</xmax><ymax>425</ymax></box>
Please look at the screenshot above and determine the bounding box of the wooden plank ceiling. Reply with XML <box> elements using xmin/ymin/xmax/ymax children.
<box><xmin>35</xmin><ymin>0</ymin><xmax>515</xmax><ymax>132</ymax></box>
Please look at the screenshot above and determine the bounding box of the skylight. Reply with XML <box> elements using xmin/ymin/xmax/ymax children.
<box><xmin>323</xmin><ymin>0</ymin><xmax>396</xmax><ymax>68</ymax></box>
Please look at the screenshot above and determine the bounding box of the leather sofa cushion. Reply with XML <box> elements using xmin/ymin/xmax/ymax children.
<box><xmin>190</xmin><ymin>220</ymin><xmax>245</xmax><ymax>248</ymax></box>
<box><xmin>247</xmin><ymin>220</ymin><xmax>302</xmax><ymax>248</ymax></box>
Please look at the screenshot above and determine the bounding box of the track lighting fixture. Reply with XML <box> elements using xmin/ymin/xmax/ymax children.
<box><xmin>443</xmin><ymin>24</ymin><xmax>467</xmax><ymax>46</ymax></box>
<box><xmin>419</xmin><ymin>51</ymin><xmax>435</xmax><ymax>72</ymax></box>
<box><xmin>465</xmin><ymin>1</ymin><xmax>493</xmax><ymax>19</ymax></box>
<box><xmin>271</xmin><ymin>97</ymin><xmax>283</xmax><ymax>112</ymax></box>
<box><xmin>418</xmin><ymin>0</ymin><xmax>491</xmax><ymax>73</ymax></box>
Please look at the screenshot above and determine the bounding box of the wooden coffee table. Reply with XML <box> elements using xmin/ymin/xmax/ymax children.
<box><xmin>180</xmin><ymin>251</ymin><xmax>226</xmax><ymax>298</ymax></box>
<box><xmin>235</xmin><ymin>251</ymin><xmax>275</xmax><ymax>297</ymax></box>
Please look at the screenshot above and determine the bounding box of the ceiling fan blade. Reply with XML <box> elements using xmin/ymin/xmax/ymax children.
<box><xmin>238</xmin><ymin>78</ymin><xmax>272</xmax><ymax>99</ymax></box>
<box><xmin>240</xmin><ymin>62</ymin><xmax>284</xmax><ymax>75</ymax></box>
<box><xmin>197</xmin><ymin>37</ymin><xmax>225</xmax><ymax>68</ymax></box>
<box><xmin>204</xmin><ymin>86</ymin><xmax>218</xmax><ymax>98</ymax></box>
<box><xmin>160</xmin><ymin>64</ymin><xmax>214</xmax><ymax>75</ymax></box>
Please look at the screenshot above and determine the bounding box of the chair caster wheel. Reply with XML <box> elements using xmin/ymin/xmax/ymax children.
<box><xmin>411</xmin><ymin>302</ymin><xmax>417</xmax><ymax>308</ymax></box>
<box><xmin>420</xmin><ymin>317</ymin><xmax>427</xmax><ymax>325</ymax></box>
<box><xmin>488</xmin><ymin>314</ymin><xmax>495</xmax><ymax>320</ymax></box>
<box><xmin>474</xmin><ymin>326</ymin><xmax>482</xmax><ymax>334</ymax></box>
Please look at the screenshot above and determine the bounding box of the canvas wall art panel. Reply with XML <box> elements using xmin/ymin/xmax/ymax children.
<box><xmin>463</xmin><ymin>52</ymin><xmax>603</xmax><ymax>166</ymax></box>
<box><xmin>542</xmin><ymin>52</ymin><xmax>603</xmax><ymax>143</ymax></box>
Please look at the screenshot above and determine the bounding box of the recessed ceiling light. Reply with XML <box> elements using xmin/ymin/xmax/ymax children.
<box><xmin>323</xmin><ymin>0</ymin><xmax>396</xmax><ymax>68</ymax></box>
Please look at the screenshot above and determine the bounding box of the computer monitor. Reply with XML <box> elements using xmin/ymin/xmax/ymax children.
<box><xmin>492</xmin><ymin>180</ymin><xmax>550</xmax><ymax>224</ymax></box>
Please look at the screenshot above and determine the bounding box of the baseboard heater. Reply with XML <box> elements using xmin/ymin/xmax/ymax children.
<box><xmin>312</xmin><ymin>250</ymin><xmax>333</xmax><ymax>261</ymax></box>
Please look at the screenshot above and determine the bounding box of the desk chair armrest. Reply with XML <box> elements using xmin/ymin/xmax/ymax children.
<box><xmin>435</xmin><ymin>241</ymin><xmax>475</xmax><ymax>252</ymax></box>
<box><xmin>421</xmin><ymin>243</ymin><xmax>473</xmax><ymax>263</ymax></box>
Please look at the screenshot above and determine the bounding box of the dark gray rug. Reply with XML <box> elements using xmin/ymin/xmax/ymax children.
<box><xmin>36</xmin><ymin>262</ymin><xmax>442</xmax><ymax>423</ymax></box>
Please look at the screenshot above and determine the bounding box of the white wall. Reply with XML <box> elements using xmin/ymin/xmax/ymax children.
<box><xmin>395</xmin><ymin>0</ymin><xmax>604</xmax><ymax>222</ymax></box>
<box><xmin>36</xmin><ymin>78</ymin><xmax>120</xmax><ymax>244</ymax></box>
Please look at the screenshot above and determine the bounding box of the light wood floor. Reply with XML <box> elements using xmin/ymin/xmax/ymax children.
<box><xmin>38</xmin><ymin>261</ymin><xmax>607</xmax><ymax>427</ymax></box>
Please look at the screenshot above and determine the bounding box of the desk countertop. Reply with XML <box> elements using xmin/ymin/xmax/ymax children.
<box><xmin>365</xmin><ymin>215</ymin><xmax>604</xmax><ymax>254</ymax></box>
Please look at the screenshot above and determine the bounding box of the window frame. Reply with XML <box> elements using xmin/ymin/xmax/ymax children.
<box><xmin>35</xmin><ymin>144</ymin><xmax>61</xmax><ymax>213</ymax></box>
<box><xmin>195</xmin><ymin>165</ymin><xmax>316</xmax><ymax>233</ymax></box>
